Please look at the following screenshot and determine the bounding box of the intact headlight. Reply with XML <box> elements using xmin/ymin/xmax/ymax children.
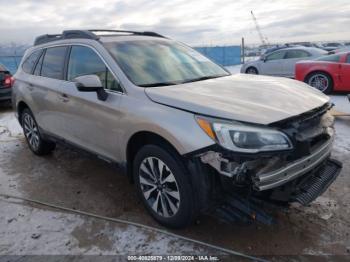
<box><xmin>196</xmin><ymin>116</ymin><xmax>293</xmax><ymax>153</ymax></box>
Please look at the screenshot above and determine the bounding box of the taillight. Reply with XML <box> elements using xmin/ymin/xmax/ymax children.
<box><xmin>4</xmin><ymin>75</ymin><xmax>14</xmax><ymax>88</ymax></box>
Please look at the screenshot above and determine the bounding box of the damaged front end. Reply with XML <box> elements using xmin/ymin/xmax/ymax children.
<box><xmin>187</xmin><ymin>103</ymin><xmax>342</xmax><ymax>224</ymax></box>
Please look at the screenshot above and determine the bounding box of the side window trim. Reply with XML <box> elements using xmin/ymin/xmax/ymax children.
<box><xmin>67</xmin><ymin>44</ymin><xmax>124</xmax><ymax>94</ymax></box>
<box><xmin>33</xmin><ymin>49</ymin><xmax>46</xmax><ymax>76</ymax></box>
<box><xmin>63</xmin><ymin>46</ymin><xmax>72</xmax><ymax>81</ymax></box>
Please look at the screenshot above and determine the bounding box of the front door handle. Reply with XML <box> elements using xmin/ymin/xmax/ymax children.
<box><xmin>59</xmin><ymin>93</ymin><xmax>69</xmax><ymax>103</ymax></box>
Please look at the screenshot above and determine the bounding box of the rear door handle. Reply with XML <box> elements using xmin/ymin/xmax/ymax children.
<box><xmin>59</xmin><ymin>93</ymin><xmax>70</xmax><ymax>103</ymax></box>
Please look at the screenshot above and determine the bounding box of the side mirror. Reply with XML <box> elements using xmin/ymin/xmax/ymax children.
<box><xmin>260</xmin><ymin>55</ymin><xmax>267</xmax><ymax>62</ymax></box>
<box><xmin>74</xmin><ymin>75</ymin><xmax>108</xmax><ymax>101</ymax></box>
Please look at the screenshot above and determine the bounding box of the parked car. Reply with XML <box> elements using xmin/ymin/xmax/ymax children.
<box><xmin>13</xmin><ymin>30</ymin><xmax>342</xmax><ymax>228</ymax></box>
<box><xmin>241</xmin><ymin>47</ymin><xmax>327</xmax><ymax>78</ymax></box>
<box><xmin>295</xmin><ymin>52</ymin><xmax>350</xmax><ymax>94</ymax></box>
<box><xmin>332</xmin><ymin>46</ymin><xmax>350</xmax><ymax>54</ymax></box>
<box><xmin>0</xmin><ymin>64</ymin><xmax>13</xmax><ymax>103</ymax></box>
<box><xmin>321</xmin><ymin>42</ymin><xmax>344</xmax><ymax>52</ymax></box>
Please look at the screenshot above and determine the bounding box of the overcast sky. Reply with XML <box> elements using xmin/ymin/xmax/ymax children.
<box><xmin>0</xmin><ymin>0</ymin><xmax>349</xmax><ymax>45</ymax></box>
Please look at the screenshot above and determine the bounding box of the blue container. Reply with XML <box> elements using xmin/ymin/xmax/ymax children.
<box><xmin>194</xmin><ymin>46</ymin><xmax>241</xmax><ymax>66</ymax></box>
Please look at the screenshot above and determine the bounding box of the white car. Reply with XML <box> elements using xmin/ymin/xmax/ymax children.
<box><xmin>241</xmin><ymin>47</ymin><xmax>327</xmax><ymax>78</ymax></box>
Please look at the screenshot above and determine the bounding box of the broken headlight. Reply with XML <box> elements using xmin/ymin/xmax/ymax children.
<box><xmin>196</xmin><ymin>116</ymin><xmax>293</xmax><ymax>153</ymax></box>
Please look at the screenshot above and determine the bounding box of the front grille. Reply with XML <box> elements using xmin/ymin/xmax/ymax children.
<box><xmin>276</xmin><ymin>104</ymin><xmax>334</xmax><ymax>159</ymax></box>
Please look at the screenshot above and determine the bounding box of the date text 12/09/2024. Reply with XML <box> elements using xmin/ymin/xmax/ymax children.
<box><xmin>127</xmin><ymin>255</ymin><xmax>220</xmax><ymax>261</ymax></box>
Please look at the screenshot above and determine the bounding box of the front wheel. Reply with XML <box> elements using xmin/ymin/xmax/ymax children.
<box><xmin>133</xmin><ymin>145</ymin><xmax>197</xmax><ymax>228</ymax></box>
<box><xmin>21</xmin><ymin>108</ymin><xmax>56</xmax><ymax>155</ymax></box>
<box><xmin>305</xmin><ymin>72</ymin><xmax>333</xmax><ymax>94</ymax></box>
<box><xmin>246</xmin><ymin>67</ymin><xmax>259</xmax><ymax>75</ymax></box>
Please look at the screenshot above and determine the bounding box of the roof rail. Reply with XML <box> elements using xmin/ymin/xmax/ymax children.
<box><xmin>34</xmin><ymin>29</ymin><xmax>165</xmax><ymax>46</ymax></box>
<box><xmin>88</xmin><ymin>29</ymin><xmax>165</xmax><ymax>38</ymax></box>
<box><xmin>34</xmin><ymin>30</ymin><xmax>99</xmax><ymax>46</ymax></box>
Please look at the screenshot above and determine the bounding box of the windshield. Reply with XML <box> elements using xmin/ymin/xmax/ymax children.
<box><xmin>103</xmin><ymin>39</ymin><xmax>230</xmax><ymax>87</ymax></box>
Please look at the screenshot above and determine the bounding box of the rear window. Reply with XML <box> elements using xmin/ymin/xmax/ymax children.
<box><xmin>22</xmin><ymin>50</ymin><xmax>42</xmax><ymax>74</ymax></box>
<box><xmin>41</xmin><ymin>46</ymin><xmax>68</xmax><ymax>80</ymax></box>
<box><xmin>316</xmin><ymin>54</ymin><xmax>341</xmax><ymax>62</ymax></box>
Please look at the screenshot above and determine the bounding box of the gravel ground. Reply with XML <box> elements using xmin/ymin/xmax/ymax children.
<box><xmin>0</xmin><ymin>93</ymin><xmax>349</xmax><ymax>260</ymax></box>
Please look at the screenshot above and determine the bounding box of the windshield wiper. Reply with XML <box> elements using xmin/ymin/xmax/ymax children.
<box><xmin>139</xmin><ymin>74</ymin><xmax>228</xmax><ymax>87</ymax></box>
<box><xmin>139</xmin><ymin>81</ymin><xmax>178</xmax><ymax>87</ymax></box>
<box><xmin>181</xmin><ymin>74</ymin><xmax>227</xmax><ymax>84</ymax></box>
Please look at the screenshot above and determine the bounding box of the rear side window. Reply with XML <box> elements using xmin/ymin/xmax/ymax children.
<box><xmin>67</xmin><ymin>46</ymin><xmax>121</xmax><ymax>92</ymax></box>
<box><xmin>266</xmin><ymin>51</ymin><xmax>285</xmax><ymax>61</ymax></box>
<box><xmin>285</xmin><ymin>50</ymin><xmax>310</xmax><ymax>59</ymax></box>
<box><xmin>316</xmin><ymin>54</ymin><xmax>341</xmax><ymax>62</ymax></box>
<box><xmin>22</xmin><ymin>50</ymin><xmax>42</xmax><ymax>74</ymax></box>
<box><xmin>41</xmin><ymin>47</ymin><xmax>68</xmax><ymax>80</ymax></box>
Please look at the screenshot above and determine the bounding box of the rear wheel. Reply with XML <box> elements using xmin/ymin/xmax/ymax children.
<box><xmin>305</xmin><ymin>72</ymin><xmax>333</xmax><ymax>94</ymax></box>
<box><xmin>133</xmin><ymin>144</ymin><xmax>197</xmax><ymax>228</ymax></box>
<box><xmin>21</xmin><ymin>108</ymin><xmax>56</xmax><ymax>155</ymax></box>
<box><xmin>246</xmin><ymin>67</ymin><xmax>258</xmax><ymax>75</ymax></box>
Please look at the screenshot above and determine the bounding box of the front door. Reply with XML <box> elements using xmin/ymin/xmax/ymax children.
<box><xmin>260</xmin><ymin>50</ymin><xmax>286</xmax><ymax>76</ymax></box>
<box><xmin>56</xmin><ymin>45</ymin><xmax>124</xmax><ymax>161</ymax></box>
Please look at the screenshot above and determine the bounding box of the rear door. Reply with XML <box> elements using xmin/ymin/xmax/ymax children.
<box><xmin>260</xmin><ymin>50</ymin><xmax>286</xmax><ymax>76</ymax></box>
<box><xmin>56</xmin><ymin>45</ymin><xmax>124</xmax><ymax>160</ymax></box>
<box><xmin>283</xmin><ymin>50</ymin><xmax>311</xmax><ymax>78</ymax></box>
<box><xmin>32</xmin><ymin>46</ymin><xmax>69</xmax><ymax>137</ymax></box>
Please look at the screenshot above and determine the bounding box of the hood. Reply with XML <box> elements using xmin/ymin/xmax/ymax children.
<box><xmin>145</xmin><ymin>74</ymin><xmax>329</xmax><ymax>125</ymax></box>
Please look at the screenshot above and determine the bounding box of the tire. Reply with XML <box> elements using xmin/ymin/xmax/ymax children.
<box><xmin>133</xmin><ymin>144</ymin><xmax>197</xmax><ymax>228</ymax></box>
<box><xmin>305</xmin><ymin>72</ymin><xmax>333</xmax><ymax>94</ymax></box>
<box><xmin>245</xmin><ymin>67</ymin><xmax>259</xmax><ymax>75</ymax></box>
<box><xmin>21</xmin><ymin>108</ymin><xmax>56</xmax><ymax>155</ymax></box>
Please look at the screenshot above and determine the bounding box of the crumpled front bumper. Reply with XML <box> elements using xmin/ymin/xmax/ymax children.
<box><xmin>254</xmin><ymin>137</ymin><xmax>334</xmax><ymax>191</ymax></box>
<box><xmin>291</xmin><ymin>158</ymin><xmax>342</xmax><ymax>205</ymax></box>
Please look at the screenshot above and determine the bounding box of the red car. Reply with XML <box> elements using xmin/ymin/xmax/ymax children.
<box><xmin>295</xmin><ymin>52</ymin><xmax>350</xmax><ymax>94</ymax></box>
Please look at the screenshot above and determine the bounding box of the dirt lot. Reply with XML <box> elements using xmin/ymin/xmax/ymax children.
<box><xmin>0</xmin><ymin>101</ymin><xmax>350</xmax><ymax>260</ymax></box>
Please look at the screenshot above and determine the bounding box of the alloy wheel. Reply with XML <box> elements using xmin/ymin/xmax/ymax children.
<box><xmin>308</xmin><ymin>74</ymin><xmax>329</xmax><ymax>92</ymax></box>
<box><xmin>23</xmin><ymin>113</ymin><xmax>40</xmax><ymax>151</ymax></box>
<box><xmin>138</xmin><ymin>157</ymin><xmax>181</xmax><ymax>218</ymax></box>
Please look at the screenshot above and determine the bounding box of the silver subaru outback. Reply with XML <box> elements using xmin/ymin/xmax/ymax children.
<box><xmin>12</xmin><ymin>30</ymin><xmax>342</xmax><ymax>228</ymax></box>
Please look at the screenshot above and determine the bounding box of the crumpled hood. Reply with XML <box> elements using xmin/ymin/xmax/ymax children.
<box><xmin>145</xmin><ymin>74</ymin><xmax>329</xmax><ymax>125</ymax></box>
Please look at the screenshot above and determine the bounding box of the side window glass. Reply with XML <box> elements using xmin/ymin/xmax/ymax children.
<box><xmin>285</xmin><ymin>50</ymin><xmax>310</xmax><ymax>59</ymax></box>
<box><xmin>68</xmin><ymin>46</ymin><xmax>122</xmax><ymax>92</ymax></box>
<box><xmin>346</xmin><ymin>55</ymin><xmax>350</xmax><ymax>64</ymax></box>
<box><xmin>22</xmin><ymin>50</ymin><xmax>42</xmax><ymax>74</ymax></box>
<box><xmin>33</xmin><ymin>52</ymin><xmax>44</xmax><ymax>76</ymax></box>
<box><xmin>266</xmin><ymin>51</ymin><xmax>285</xmax><ymax>61</ymax></box>
<box><xmin>41</xmin><ymin>47</ymin><xmax>68</xmax><ymax>80</ymax></box>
